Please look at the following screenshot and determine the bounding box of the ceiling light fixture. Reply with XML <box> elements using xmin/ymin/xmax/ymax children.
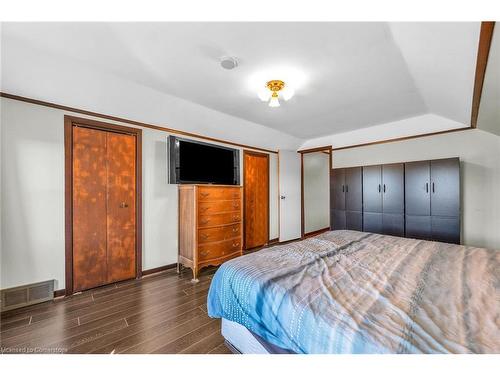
<box><xmin>259</xmin><ymin>80</ymin><xmax>293</xmax><ymax>108</ymax></box>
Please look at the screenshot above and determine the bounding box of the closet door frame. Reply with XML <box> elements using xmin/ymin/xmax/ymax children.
<box><xmin>299</xmin><ymin>146</ymin><xmax>332</xmax><ymax>238</ymax></box>
<box><xmin>64</xmin><ymin>115</ymin><xmax>143</xmax><ymax>296</ymax></box>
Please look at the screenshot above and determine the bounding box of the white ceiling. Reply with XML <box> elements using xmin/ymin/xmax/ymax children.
<box><xmin>1</xmin><ymin>22</ymin><xmax>481</xmax><ymax>139</ymax></box>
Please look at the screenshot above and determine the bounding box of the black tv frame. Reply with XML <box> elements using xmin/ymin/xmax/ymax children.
<box><xmin>168</xmin><ymin>135</ymin><xmax>240</xmax><ymax>185</ymax></box>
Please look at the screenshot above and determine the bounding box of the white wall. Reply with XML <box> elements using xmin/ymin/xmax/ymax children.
<box><xmin>299</xmin><ymin>113</ymin><xmax>468</xmax><ymax>150</ymax></box>
<box><xmin>332</xmin><ymin>129</ymin><xmax>500</xmax><ymax>250</ymax></box>
<box><xmin>303</xmin><ymin>152</ymin><xmax>330</xmax><ymax>233</ymax></box>
<box><xmin>0</xmin><ymin>98</ymin><xmax>280</xmax><ymax>290</ymax></box>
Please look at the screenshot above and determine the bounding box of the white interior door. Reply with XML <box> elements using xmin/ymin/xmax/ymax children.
<box><xmin>279</xmin><ymin>150</ymin><xmax>302</xmax><ymax>242</ymax></box>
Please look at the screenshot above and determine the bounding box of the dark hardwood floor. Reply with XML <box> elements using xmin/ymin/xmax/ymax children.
<box><xmin>0</xmin><ymin>268</ymin><xmax>232</xmax><ymax>354</ymax></box>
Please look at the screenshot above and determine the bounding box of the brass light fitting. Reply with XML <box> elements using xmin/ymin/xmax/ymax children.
<box><xmin>266</xmin><ymin>80</ymin><xmax>285</xmax><ymax>107</ymax></box>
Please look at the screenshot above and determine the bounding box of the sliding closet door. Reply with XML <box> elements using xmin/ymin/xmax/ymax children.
<box><xmin>72</xmin><ymin>127</ymin><xmax>108</xmax><ymax>292</ymax></box>
<box><xmin>381</xmin><ymin>163</ymin><xmax>404</xmax><ymax>236</ymax></box>
<box><xmin>362</xmin><ymin>165</ymin><xmax>382</xmax><ymax>234</ymax></box>
<box><xmin>330</xmin><ymin>168</ymin><xmax>346</xmax><ymax>230</ymax></box>
<box><xmin>106</xmin><ymin>132</ymin><xmax>137</xmax><ymax>283</ymax></box>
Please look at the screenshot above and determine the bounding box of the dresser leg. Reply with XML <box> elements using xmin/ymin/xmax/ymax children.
<box><xmin>191</xmin><ymin>267</ymin><xmax>199</xmax><ymax>283</ymax></box>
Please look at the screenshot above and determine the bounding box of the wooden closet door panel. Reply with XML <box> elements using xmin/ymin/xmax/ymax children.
<box><xmin>244</xmin><ymin>152</ymin><xmax>269</xmax><ymax>249</ymax></box>
<box><xmin>106</xmin><ymin>132</ymin><xmax>136</xmax><ymax>283</ymax></box>
<box><xmin>382</xmin><ymin>163</ymin><xmax>404</xmax><ymax>214</ymax></box>
<box><xmin>430</xmin><ymin>158</ymin><xmax>460</xmax><ymax>217</ymax></box>
<box><xmin>331</xmin><ymin>168</ymin><xmax>346</xmax><ymax>210</ymax></box>
<box><xmin>345</xmin><ymin>167</ymin><xmax>362</xmax><ymax>212</ymax></box>
<box><xmin>363</xmin><ymin>165</ymin><xmax>382</xmax><ymax>213</ymax></box>
<box><xmin>331</xmin><ymin>209</ymin><xmax>346</xmax><ymax>230</ymax></box>
<box><xmin>405</xmin><ymin>161</ymin><xmax>430</xmax><ymax>216</ymax></box>
<box><xmin>72</xmin><ymin>127</ymin><xmax>108</xmax><ymax>292</ymax></box>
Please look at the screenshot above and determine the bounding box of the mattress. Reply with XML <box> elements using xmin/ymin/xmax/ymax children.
<box><xmin>208</xmin><ymin>230</ymin><xmax>500</xmax><ymax>354</ymax></box>
<box><xmin>222</xmin><ymin>318</ymin><xmax>295</xmax><ymax>354</ymax></box>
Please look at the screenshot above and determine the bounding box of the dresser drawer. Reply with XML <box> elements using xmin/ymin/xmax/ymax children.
<box><xmin>198</xmin><ymin>200</ymin><xmax>241</xmax><ymax>215</ymax></box>
<box><xmin>198</xmin><ymin>238</ymin><xmax>241</xmax><ymax>261</ymax></box>
<box><xmin>197</xmin><ymin>187</ymin><xmax>240</xmax><ymax>201</ymax></box>
<box><xmin>198</xmin><ymin>212</ymin><xmax>241</xmax><ymax>228</ymax></box>
<box><xmin>198</xmin><ymin>224</ymin><xmax>241</xmax><ymax>243</ymax></box>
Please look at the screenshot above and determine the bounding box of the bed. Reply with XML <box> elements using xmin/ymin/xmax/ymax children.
<box><xmin>207</xmin><ymin>230</ymin><xmax>500</xmax><ymax>354</ymax></box>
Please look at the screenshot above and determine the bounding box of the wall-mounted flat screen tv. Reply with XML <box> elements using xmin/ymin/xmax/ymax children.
<box><xmin>168</xmin><ymin>136</ymin><xmax>240</xmax><ymax>185</ymax></box>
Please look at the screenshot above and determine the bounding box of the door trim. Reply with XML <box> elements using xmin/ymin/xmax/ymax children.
<box><xmin>242</xmin><ymin>150</ymin><xmax>270</xmax><ymax>251</ymax></box>
<box><xmin>64</xmin><ymin>115</ymin><xmax>143</xmax><ymax>295</ymax></box>
<box><xmin>299</xmin><ymin>146</ymin><xmax>332</xmax><ymax>238</ymax></box>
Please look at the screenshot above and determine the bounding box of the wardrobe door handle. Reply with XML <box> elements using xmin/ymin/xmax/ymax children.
<box><xmin>426</xmin><ymin>183</ymin><xmax>429</xmax><ymax>193</ymax></box>
<box><xmin>432</xmin><ymin>182</ymin><xmax>435</xmax><ymax>193</ymax></box>
<box><xmin>345</xmin><ymin>185</ymin><xmax>348</xmax><ymax>193</ymax></box>
<box><xmin>378</xmin><ymin>184</ymin><xmax>381</xmax><ymax>193</ymax></box>
<box><xmin>383</xmin><ymin>184</ymin><xmax>386</xmax><ymax>193</ymax></box>
<box><xmin>342</xmin><ymin>185</ymin><xmax>345</xmax><ymax>193</ymax></box>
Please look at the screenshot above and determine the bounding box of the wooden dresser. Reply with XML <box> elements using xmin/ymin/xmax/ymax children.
<box><xmin>178</xmin><ymin>184</ymin><xmax>243</xmax><ymax>282</ymax></box>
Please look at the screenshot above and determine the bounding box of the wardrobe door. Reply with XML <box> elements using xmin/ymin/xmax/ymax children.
<box><xmin>106</xmin><ymin>132</ymin><xmax>137</xmax><ymax>283</ymax></box>
<box><xmin>72</xmin><ymin>127</ymin><xmax>108</xmax><ymax>292</ymax></box>
<box><xmin>405</xmin><ymin>161</ymin><xmax>430</xmax><ymax>216</ymax></box>
<box><xmin>405</xmin><ymin>161</ymin><xmax>431</xmax><ymax>240</ymax></box>
<box><xmin>363</xmin><ymin>166</ymin><xmax>382</xmax><ymax>212</ymax></box>
<box><xmin>381</xmin><ymin>163</ymin><xmax>404</xmax><ymax>236</ymax></box>
<box><xmin>430</xmin><ymin>158</ymin><xmax>460</xmax><ymax>217</ymax></box>
<box><xmin>330</xmin><ymin>168</ymin><xmax>346</xmax><ymax>230</ymax></box>
<box><xmin>430</xmin><ymin>158</ymin><xmax>460</xmax><ymax>244</ymax></box>
<box><xmin>345</xmin><ymin>167</ymin><xmax>362</xmax><ymax>212</ymax></box>
<box><xmin>363</xmin><ymin>165</ymin><xmax>382</xmax><ymax>233</ymax></box>
<box><xmin>345</xmin><ymin>167</ymin><xmax>362</xmax><ymax>231</ymax></box>
<box><xmin>382</xmin><ymin>163</ymin><xmax>404</xmax><ymax>214</ymax></box>
<box><xmin>331</xmin><ymin>169</ymin><xmax>346</xmax><ymax>210</ymax></box>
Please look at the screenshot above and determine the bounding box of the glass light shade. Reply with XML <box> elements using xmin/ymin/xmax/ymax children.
<box><xmin>269</xmin><ymin>95</ymin><xmax>280</xmax><ymax>107</ymax></box>
<box><xmin>281</xmin><ymin>87</ymin><xmax>295</xmax><ymax>101</ymax></box>
<box><xmin>258</xmin><ymin>89</ymin><xmax>271</xmax><ymax>102</ymax></box>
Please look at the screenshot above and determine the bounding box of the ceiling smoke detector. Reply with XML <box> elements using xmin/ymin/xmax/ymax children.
<box><xmin>220</xmin><ymin>56</ymin><xmax>238</xmax><ymax>70</ymax></box>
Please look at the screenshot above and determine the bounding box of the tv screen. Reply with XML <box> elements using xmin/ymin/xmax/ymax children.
<box><xmin>168</xmin><ymin>136</ymin><xmax>239</xmax><ymax>185</ymax></box>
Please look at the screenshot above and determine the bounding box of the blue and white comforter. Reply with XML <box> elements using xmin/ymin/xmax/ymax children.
<box><xmin>207</xmin><ymin>230</ymin><xmax>500</xmax><ymax>354</ymax></box>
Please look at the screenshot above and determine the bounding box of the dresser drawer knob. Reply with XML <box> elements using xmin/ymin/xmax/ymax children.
<box><xmin>232</xmin><ymin>242</ymin><xmax>240</xmax><ymax>248</ymax></box>
<box><xmin>200</xmin><ymin>250</ymin><xmax>209</xmax><ymax>257</ymax></box>
<box><xmin>232</xmin><ymin>227</ymin><xmax>239</xmax><ymax>232</ymax></box>
<box><xmin>232</xmin><ymin>216</ymin><xmax>240</xmax><ymax>221</ymax></box>
<box><xmin>200</xmin><ymin>219</ymin><xmax>210</xmax><ymax>225</ymax></box>
<box><xmin>200</xmin><ymin>207</ymin><xmax>209</xmax><ymax>212</ymax></box>
<box><xmin>201</xmin><ymin>192</ymin><xmax>210</xmax><ymax>197</ymax></box>
<box><xmin>201</xmin><ymin>233</ymin><xmax>209</xmax><ymax>239</ymax></box>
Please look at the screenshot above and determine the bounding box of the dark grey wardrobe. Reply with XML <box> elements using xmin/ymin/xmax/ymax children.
<box><xmin>330</xmin><ymin>157</ymin><xmax>460</xmax><ymax>244</ymax></box>
<box><xmin>330</xmin><ymin>167</ymin><xmax>363</xmax><ymax>231</ymax></box>
<box><xmin>405</xmin><ymin>158</ymin><xmax>460</xmax><ymax>244</ymax></box>
<box><xmin>362</xmin><ymin>163</ymin><xmax>405</xmax><ymax>237</ymax></box>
